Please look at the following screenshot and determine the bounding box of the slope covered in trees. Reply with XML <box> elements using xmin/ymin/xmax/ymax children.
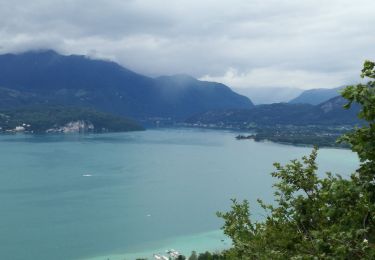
<box><xmin>0</xmin><ymin>106</ymin><xmax>144</xmax><ymax>133</ymax></box>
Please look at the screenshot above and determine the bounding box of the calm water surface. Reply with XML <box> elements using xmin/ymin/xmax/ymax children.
<box><xmin>0</xmin><ymin>128</ymin><xmax>359</xmax><ymax>260</ymax></box>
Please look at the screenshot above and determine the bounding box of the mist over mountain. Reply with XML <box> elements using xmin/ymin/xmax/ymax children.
<box><xmin>0</xmin><ymin>50</ymin><xmax>253</xmax><ymax>119</ymax></box>
<box><xmin>234</xmin><ymin>87</ymin><xmax>304</xmax><ymax>104</ymax></box>
<box><xmin>289</xmin><ymin>86</ymin><xmax>344</xmax><ymax>105</ymax></box>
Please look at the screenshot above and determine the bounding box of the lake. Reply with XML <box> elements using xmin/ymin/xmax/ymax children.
<box><xmin>0</xmin><ymin>128</ymin><xmax>359</xmax><ymax>260</ymax></box>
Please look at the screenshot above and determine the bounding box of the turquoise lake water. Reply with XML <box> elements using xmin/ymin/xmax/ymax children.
<box><xmin>0</xmin><ymin>128</ymin><xmax>359</xmax><ymax>260</ymax></box>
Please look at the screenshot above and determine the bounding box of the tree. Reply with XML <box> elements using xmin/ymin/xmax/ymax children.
<box><xmin>188</xmin><ymin>251</ymin><xmax>198</xmax><ymax>260</ymax></box>
<box><xmin>217</xmin><ymin>61</ymin><xmax>375</xmax><ymax>259</ymax></box>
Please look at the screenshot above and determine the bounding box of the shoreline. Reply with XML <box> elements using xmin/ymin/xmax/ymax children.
<box><xmin>82</xmin><ymin>230</ymin><xmax>231</xmax><ymax>260</ymax></box>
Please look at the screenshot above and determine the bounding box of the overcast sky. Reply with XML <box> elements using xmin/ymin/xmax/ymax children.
<box><xmin>1</xmin><ymin>0</ymin><xmax>374</xmax><ymax>89</ymax></box>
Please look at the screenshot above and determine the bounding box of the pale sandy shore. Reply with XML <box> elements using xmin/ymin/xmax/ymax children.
<box><xmin>82</xmin><ymin>230</ymin><xmax>231</xmax><ymax>260</ymax></box>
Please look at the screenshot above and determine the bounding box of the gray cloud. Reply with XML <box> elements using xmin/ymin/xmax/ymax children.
<box><xmin>1</xmin><ymin>0</ymin><xmax>374</xmax><ymax>89</ymax></box>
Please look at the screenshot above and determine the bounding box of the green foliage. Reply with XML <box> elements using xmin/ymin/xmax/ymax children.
<box><xmin>217</xmin><ymin>61</ymin><xmax>375</xmax><ymax>259</ymax></box>
<box><xmin>254</xmin><ymin>126</ymin><xmax>350</xmax><ymax>148</ymax></box>
<box><xmin>340</xmin><ymin>60</ymin><xmax>375</xmax><ymax>187</ymax></box>
<box><xmin>188</xmin><ymin>251</ymin><xmax>198</xmax><ymax>260</ymax></box>
<box><xmin>186</xmin><ymin>251</ymin><xmax>227</xmax><ymax>260</ymax></box>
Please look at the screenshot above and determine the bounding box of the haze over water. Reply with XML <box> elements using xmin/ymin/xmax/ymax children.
<box><xmin>0</xmin><ymin>128</ymin><xmax>358</xmax><ymax>260</ymax></box>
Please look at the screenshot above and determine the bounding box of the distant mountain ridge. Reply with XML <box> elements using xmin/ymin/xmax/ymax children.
<box><xmin>289</xmin><ymin>86</ymin><xmax>344</xmax><ymax>105</ymax></box>
<box><xmin>0</xmin><ymin>50</ymin><xmax>253</xmax><ymax>119</ymax></box>
<box><xmin>186</xmin><ymin>95</ymin><xmax>361</xmax><ymax>127</ymax></box>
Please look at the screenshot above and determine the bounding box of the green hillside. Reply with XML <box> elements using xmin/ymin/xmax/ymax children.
<box><xmin>0</xmin><ymin>106</ymin><xmax>144</xmax><ymax>133</ymax></box>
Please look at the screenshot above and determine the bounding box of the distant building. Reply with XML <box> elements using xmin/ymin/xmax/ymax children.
<box><xmin>15</xmin><ymin>126</ymin><xmax>25</xmax><ymax>132</ymax></box>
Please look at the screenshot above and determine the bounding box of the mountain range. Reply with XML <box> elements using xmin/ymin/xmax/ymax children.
<box><xmin>0</xmin><ymin>50</ymin><xmax>253</xmax><ymax>119</ymax></box>
<box><xmin>186</xmin><ymin>95</ymin><xmax>360</xmax><ymax>127</ymax></box>
<box><xmin>289</xmin><ymin>86</ymin><xmax>344</xmax><ymax>105</ymax></box>
<box><xmin>0</xmin><ymin>50</ymin><xmax>360</xmax><ymax>132</ymax></box>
